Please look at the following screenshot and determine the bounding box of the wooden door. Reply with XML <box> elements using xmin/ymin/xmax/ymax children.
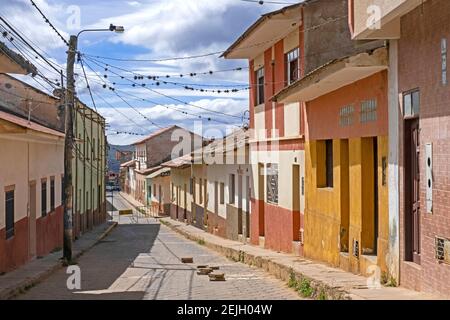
<box><xmin>405</xmin><ymin>119</ymin><xmax>421</xmax><ymax>264</ymax></box>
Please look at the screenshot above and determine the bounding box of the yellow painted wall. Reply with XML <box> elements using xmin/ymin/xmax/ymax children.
<box><xmin>305</xmin><ymin>136</ymin><xmax>389</xmax><ymax>275</ymax></box>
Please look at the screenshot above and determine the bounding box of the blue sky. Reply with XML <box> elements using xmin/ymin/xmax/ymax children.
<box><xmin>1</xmin><ymin>0</ymin><xmax>298</xmax><ymax>145</ymax></box>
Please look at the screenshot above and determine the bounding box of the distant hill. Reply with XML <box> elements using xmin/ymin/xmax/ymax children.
<box><xmin>108</xmin><ymin>144</ymin><xmax>134</xmax><ymax>173</ymax></box>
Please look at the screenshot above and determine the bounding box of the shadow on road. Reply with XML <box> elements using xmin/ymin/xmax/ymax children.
<box><xmin>18</xmin><ymin>223</ymin><xmax>161</xmax><ymax>300</ymax></box>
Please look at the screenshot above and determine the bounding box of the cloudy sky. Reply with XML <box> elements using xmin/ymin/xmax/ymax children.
<box><xmin>1</xmin><ymin>0</ymin><xmax>298</xmax><ymax>145</ymax></box>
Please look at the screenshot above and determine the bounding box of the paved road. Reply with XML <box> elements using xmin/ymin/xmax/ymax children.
<box><xmin>16</xmin><ymin>193</ymin><xmax>301</xmax><ymax>300</ymax></box>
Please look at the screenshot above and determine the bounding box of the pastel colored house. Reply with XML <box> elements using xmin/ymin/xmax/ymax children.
<box><xmin>124</xmin><ymin>125</ymin><xmax>203</xmax><ymax>206</ymax></box>
<box><xmin>145</xmin><ymin>167</ymin><xmax>171</xmax><ymax>216</ymax></box>
<box><xmin>202</xmin><ymin>129</ymin><xmax>252</xmax><ymax>242</ymax></box>
<box><xmin>72</xmin><ymin>100</ymin><xmax>107</xmax><ymax>238</ymax></box>
<box><xmin>223</xmin><ymin>3</ymin><xmax>306</xmax><ymax>254</ymax></box>
<box><xmin>350</xmin><ymin>0</ymin><xmax>450</xmax><ymax>297</ymax></box>
<box><xmin>0</xmin><ymin>42</ymin><xmax>64</xmax><ymax>273</ymax></box>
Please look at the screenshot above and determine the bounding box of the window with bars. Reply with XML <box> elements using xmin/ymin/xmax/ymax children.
<box><xmin>266</xmin><ymin>164</ymin><xmax>279</xmax><ymax>204</ymax></box>
<box><xmin>286</xmin><ymin>48</ymin><xmax>300</xmax><ymax>85</ymax></box>
<box><xmin>256</xmin><ymin>67</ymin><xmax>265</xmax><ymax>105</ymax></box>
<box><xmin>5</xmin><ymin>189</ymin><xmax>14</xmax><ymax>239</ymax></box>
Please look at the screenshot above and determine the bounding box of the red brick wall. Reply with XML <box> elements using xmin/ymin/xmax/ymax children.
<box><xmin>398</xmin><ymin>0</ymin><xmax>450</xmax><ymax>296</ymax></box>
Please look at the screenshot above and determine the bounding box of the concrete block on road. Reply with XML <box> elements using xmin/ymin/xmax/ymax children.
<box><xmin>181</xmin><ymin>257</ymin><xmax>193</xmax><ymax>263</ymax></box>
<box><xmin>209</xmin><ymin>272</ymin><xmax>226</xmax><ymax>281</ymax></box>
<box><xmin>197</xmin><ymin>268</ymin><xmax>213</xmax><ymax>275</ymax></box>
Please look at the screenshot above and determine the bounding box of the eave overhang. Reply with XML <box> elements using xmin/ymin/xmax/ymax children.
<box><xmin>222</xmin><ymin>3</ymin><xmax>304</xmax><ymax>60</ymax></box>
<box><xmin>272</xmin><ymin>47</ymin><xmax>388</xmax><ymax>104</ymax></box>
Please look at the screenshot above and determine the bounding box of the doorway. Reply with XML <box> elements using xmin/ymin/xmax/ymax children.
<box><xmin>405</xmin><ymin>118</ymin><xmax>421</xmax><ymax>264</ymax></box>
<box><xmin>238</xmin><ymin>174</ymin><xmax>243</xmax><ymax>236</ymax></box>
<box><xmin>28</xmin><ymin>181</ymin><xmax>37</xmax><ymax>258</ymax></box>
<box><xmin>258</xmin><ymin>163</ymin><xmax>265</xmax><ymax>237</ymax></box>
<box><xmin>292</xmin><ymin>164</ymin><xmax>301</xmax><ymax>242</ymax></box>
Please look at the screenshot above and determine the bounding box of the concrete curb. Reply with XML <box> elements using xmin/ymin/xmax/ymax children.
<box><xmin>160</xmin><ymin>219</ymin><xmax>349</xmax><ymax>300</ymax></box>
<box><xmin>0</xmin><ymin>221</ymin><xmax>118</xmax><ymax>300</ymax></box>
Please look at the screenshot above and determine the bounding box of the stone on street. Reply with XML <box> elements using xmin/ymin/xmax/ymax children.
<box><xmin>15</xmin><ymin>193</ymin><xmax>301</xmax><ymax>300</ymax></box>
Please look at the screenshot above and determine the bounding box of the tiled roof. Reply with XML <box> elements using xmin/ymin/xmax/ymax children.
<box><xmin>131</xmin><ymin>125</ymin><xmax>179</xmax><ymax>145</ymax></box>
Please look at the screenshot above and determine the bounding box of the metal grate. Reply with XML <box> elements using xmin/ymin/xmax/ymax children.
<box><xmin>435</xmin><ymin>237</ymin><xmax>450</xmax><ymax>264</ymax></box>
<box><xmin>360</xmin><ymin>99</ymin><xmax>377</xmax><ymax>123</ymax></box>
<box><xmin>339</xmin><ymin>105</ymin><xmax>354</xmax><ymax>127</ymax></box>
<box><xmin>353</xmin><ymin>239</ymin><xmax>359</xmax><ymax>258</ymax></box>
<box><xmin>266</xmin><ymin>164</ymin><xmax>279</xmax><ymax>204</ymax></box>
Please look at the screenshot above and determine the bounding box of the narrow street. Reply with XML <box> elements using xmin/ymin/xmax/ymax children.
<box><xmin>16</xmin><ymin>193</ymin><xmax>301</xmax><ymax>300</ymax></box>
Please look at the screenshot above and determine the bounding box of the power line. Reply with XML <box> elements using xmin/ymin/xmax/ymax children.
<box><xmin>81</xmin><ymin>57</ymin><xmax>244</xmax><ymax>126</ymax></box>
<box><xmin>82</xmin><ymin>14</ymin><xmax>347</xmax><ymax>63</ymax></box>
<box><xmin>84</xmin><ymin>56</ymin><xmax>244</xmax><ymax>121</ymax></box>
<box><xmin>0</xmin><ymin>13</ymin><xmax>66</xmax><ymax>73</ymax></box>
<box><xmin>78</xmin><ymin>55</ymin><xmax>98</xmax><ymax>112</ymax></box>
<box><xmin>29</xmin><ymin>0</ymin><xmax>69</xmax><ymax>47</ymax></box>
<box><xmin>84</xmin><ymin>55</ymin><xmax>248</xmax><ymax>79</ymax></box>
<box><xmin>0</xmin><ymin>18</ymin><xmax>63</xmax><ymax>74</ymax></box>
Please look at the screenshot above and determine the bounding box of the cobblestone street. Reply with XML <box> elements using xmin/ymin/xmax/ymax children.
<box><xmin>16</xmin><ymin>194</ymin><xmax>301</xmax><ymax>300</ymax></box>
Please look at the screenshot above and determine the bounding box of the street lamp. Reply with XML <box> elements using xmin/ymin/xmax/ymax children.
<box><xmin>63</xmin><ymin>24</ymin><xmax>124</xmax><ymax>262</ymax></box>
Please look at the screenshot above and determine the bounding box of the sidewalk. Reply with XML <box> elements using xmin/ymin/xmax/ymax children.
<box><xmin>0</xmin><ymin>221</ymin><xmax>117</xmax><ymax>300</ymax></box>
<box><xmin>160</xmin><ymin>217</ymin><xmax>444</xmax><ymax>300</ymax></box>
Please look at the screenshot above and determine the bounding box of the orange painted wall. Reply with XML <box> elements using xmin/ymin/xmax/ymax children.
<box><xmin>264</xmin><ymin>49</ymin><xmax>273</xmax><ymax>138</ymax></box>
<box><xmin>305</xmin><ymin>71</ymin><xmax>388</xmax><ymax>140</ymax></box>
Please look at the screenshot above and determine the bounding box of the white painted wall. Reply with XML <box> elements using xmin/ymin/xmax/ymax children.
<box><xmin>284</xmin><ymin>103</ymin><xmax>300</xmax><ymax>138</ymax></box>
<box><xmin>250</xmin><ymin>149</ymin><xmax>305</xmax><ymax>213</ymax></box>
<box><xmin>0</xmin><ymin>134</ymin><xmax>64</xmax><ymax>229</ymax></box>
<box><xmin>206</xmin><ymin>163</ymin><xmax>252</xmax><ymax>219</ymax></box>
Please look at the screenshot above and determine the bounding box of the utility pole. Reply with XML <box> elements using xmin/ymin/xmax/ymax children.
<box><xmin>63</xmin><ymin>35</ymin><xmax>77</xmax><ymax>262</ymax></box>
<box><xmin>63</xmin><ymin>25</ymin><xmax>124</xmax><ymax>262</ymax></box>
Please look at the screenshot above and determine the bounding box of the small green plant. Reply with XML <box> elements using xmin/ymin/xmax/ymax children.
<box><xmin>381</xmin><ymin>271</ymin><xmax>398</xmax><ymax>287</ymax></box>
<box><xmin>197</xmin><ymin>238</ymin><xmax>205</xmax><ymax>246</ymax></box>
<box><xmin>288</xmin><ymin>272</ymin><xmax>297</xmax><ymax>288</ymax></box>
<box><xmin>298</xmin><ymin>278</ymin><xmax>313</xmax><ymax>298</ymax></box>
<box><xmin>318</xmin><ymin>289</ymin><xmax>328</xmax><ymax>300</ymax></box>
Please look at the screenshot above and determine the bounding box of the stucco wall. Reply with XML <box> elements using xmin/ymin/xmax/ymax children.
<box><xmin>304</xmin><ymin>0</ymin><xmax>385</xmax><ymax>75</ymax></box>
<box><xmin>0</xmin><ymin>133</ymin><xmax>64</xmax><ymax>272</ymax></box>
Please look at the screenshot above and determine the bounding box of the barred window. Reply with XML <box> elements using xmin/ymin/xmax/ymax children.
<box><xmin>266</xmin><ymin>164</ymin><xmax>279</xmax><ymax>204</ymax></box>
